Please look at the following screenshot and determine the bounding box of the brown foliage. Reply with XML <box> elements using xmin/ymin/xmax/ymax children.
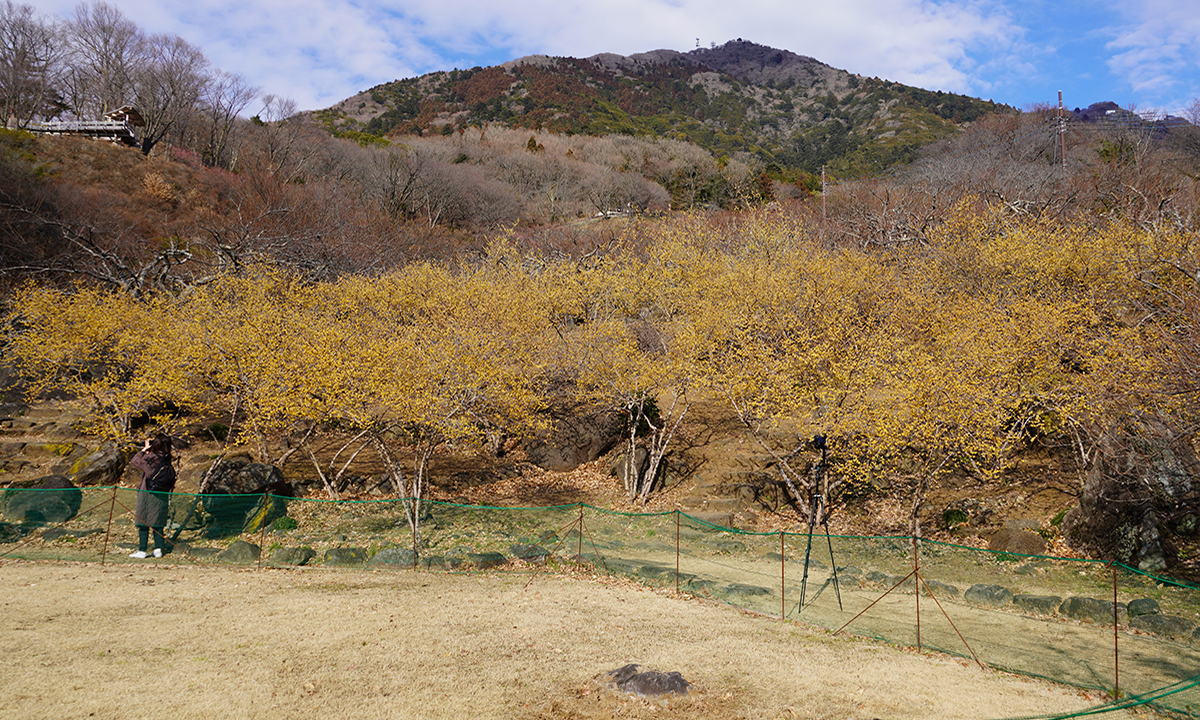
<box><xmin>0</xmin><ymin>131</ymin><xmax>415</xmax><ymax>291</ymax></box>
<box><xmin>452</xmin><ymin>66</ymin><xmax>516</xmax><ymax>106</ymax></box>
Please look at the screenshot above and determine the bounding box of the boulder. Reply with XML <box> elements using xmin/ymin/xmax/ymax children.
<box><xmin>2</xmin><ymin>475</ymin><xmax>82</xmax><ymax>524</ymax></box>
<box><xmin>524</xmin><ymin>403</ymin><xmax>623</xmax><ymax>471</ymax></box>
<box><xmin>324</xmin><ymin>547</ymin><xmax>368</xmax><ymax>566</ymax></box>
<box><xmin>368</xmin><ymin>547</ymin><xmax>417</xmax><ymax>568</ymax></box>
<box><xmin>508</xmin><ymin>543</ymin><xmax>550</xmax><ymax>563</ymax></box>
<box><xmin>835</xmin><ymin>566</ymin><xmax>863</xmax><ymax>581</ymax></box>
<box><xmin>864</xmin><ymin>570</ymin><xmax>913</xmax><ymax>590</ymax></box>
<box><xmin>1127</xmin><ymin>598</ymin><xmax>1161</xmax><ymax>617</ymax></box>
<box><xmin>1130</xmin><ymin>614</ymin><xmax>1195</xmax><ymax>639</ymax></box>
<box><xmin>1014</xmin><ymin>594</ymin><xmax>1063</xmax><ymax>616</ymax></box>
<box><xmin>964</xmin><ymin>584</ymin><xmax>1014</xmax><ymax>607</ymax></box>
<box><xmin>200</xmin><ymin>456</ymin><xmax>292</xmax><ymax>496</ymax></box>
<box><xmin>0</xmin><ymin>465</ymin><xmax>39</xmax><ymax>486</ymax></box>
<box><xmin>22</xmin><ymin>442</ymin><xmax>83</xmax><ymax>459</ymax></box>
<box><xmin>201</xmin><ymin>493</ymin><xmax>288</xmax><ymax>537</ymax></box>
<box><xmin>442</xmin><ymin>546</ymin><xmax>473</xmax><ymax>569</ymax></box>
<box><xmin>270</xmin><ymin>547</ymin><xmax>316</xmax><ymax>566</ymax></box>
<box><xmin>1133</xmin><ymin>512</ymin><xmax>1170</xmax><ymax>573</ymax></box>
<box><xmin>724</xmin><ymin>583</ymin><xmax>773</xmax><ymax>598</ymax></box>
<box><xmin>922</xmin><ymin>580</ymin><xmax>960</xmax><ymax>597</ymax></box>
<box><xmin>1059</xmin><ymin>596</ymin><xmax>1127</xmax><ymax>625</ymax></box>
<box><xmin>608</xmin><ymin>664</ymin><xmax>689</xmax><ymax>698</ymax></box>
<box><xmin>865</xmin><ymin>570</ymin><xmax>891</xmax><ymax>584</ymax></box>
<box><xmin>988</xmin><ymin>528</ymin><xmax>1046</xmax><ymax>556</ymax></box>
<box><xmin>467</xmin><ymin>551</ymin><xmax>508</xmax><ymax>570</ymax></box>
<box><xmin>68</xmin><ymin>445</ymin><xmax>127</xmax><ymax>486</ymax></box>
<box><xmin>420</xmin><ymin>555</ymin><xmax>448</xmax><ymax>570</ymax></box>
<box><xmin>198</xmin><ymin>457</ymin><xmax>291</xmax><ymax>537</ymax></box>
<box><xmin>216</xmin><ymin>540</ymin><xmax>260</xmax><ymax>563</ymax></box>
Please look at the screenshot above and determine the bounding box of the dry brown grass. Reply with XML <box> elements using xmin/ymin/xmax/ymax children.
<box><xmin>0</xmin><ymin>559</ymin><xmax>1142</xmax><ymax>720</ymax></box>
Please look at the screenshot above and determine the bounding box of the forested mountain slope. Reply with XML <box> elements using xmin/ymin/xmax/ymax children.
<box><xmin>316</xmin><ymin>40</ymin><xmax>1008</xmax><ymax>178</ymax></box>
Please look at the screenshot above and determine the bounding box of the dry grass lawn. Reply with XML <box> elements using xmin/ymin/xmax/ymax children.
<box><xmin>0</xmin><ymin>559</ymin><xmax>1145</xmax><ymax>720</ymax></box>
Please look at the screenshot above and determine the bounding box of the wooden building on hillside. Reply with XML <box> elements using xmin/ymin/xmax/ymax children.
<box><xmin>15</xmin><ymin>106</ymin><xmax>144</xmax><ymax>148</ymax></box>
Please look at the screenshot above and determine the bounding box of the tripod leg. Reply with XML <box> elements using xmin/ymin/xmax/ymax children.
<box><xmin>799</xmin><ymin>492</ymin><xmax>818</xmax><ymax>611</ymax></box>
<box><xmin>820</xmin><ymin>497</ymin><xmax>843</xmax><ymax>611</ymax></box>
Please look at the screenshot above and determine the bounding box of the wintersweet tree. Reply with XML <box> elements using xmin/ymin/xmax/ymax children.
<box><xmin>530</xmin><ymin>216</ymin><xmax>719</xmax><ymax>503</ymax></box>
<box><xmin>826</xmin><ymin>203</ymin><xmax>1161</xmax><ymax>536</ymax></box>
<box><xmin>9</xmin><ymin>283</ymin><xmax>170</xmax><ymax>438</ymax></box>
<box><xmin>298</xmin><ymin>263</ymin><xmax>552</xmax><ymax>556</ymax></box>
<box><xmin>555</xmin><ymin>281</ymin><xmax>696</xmax><ymax>503</ymax></box>
<box><xmin>696</xmin><ymin>234</ymin><xmax>906</xmax><ymax>521</ymax></box>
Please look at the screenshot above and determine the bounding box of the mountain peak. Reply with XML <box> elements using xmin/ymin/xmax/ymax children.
<box><xmin>686</xmin><ymin>39</ymin><xmax>835</xmax><ymax>84</ymax></box>
<box><xmin>318</xmin><ymin>39</ymin><xmax>1006</xmax><ymax>176</ymax></box>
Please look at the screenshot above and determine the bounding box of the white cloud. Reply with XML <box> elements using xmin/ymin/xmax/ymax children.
<box><xmin>1106</xmin><ymin>0</ymin><xmax>1200</xmax><ymax>111</ymax></box>
<box><xmin>36</xmin><ymin>0</ymin><xmax>1022</xmax><ymax>109</ymax></box>
<box><xmin>391</xmin><ymin>0</ymin><xmax>1021</xmax><ymax>94</ymax></box>
<box><xmin>34</xmin><ymin>0</ymin><xmax>1197</xmax><ymax>115</ymax></box>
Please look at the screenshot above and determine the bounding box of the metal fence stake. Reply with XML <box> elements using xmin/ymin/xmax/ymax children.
<box><xmin>258</xmin><ymin>492</ymin><xmax>269</xmax><ymax>571</ymax></box>
<box><xmin>675</xmin><ymin>510</ymin><xmax>681</xmax><ymax>595</ymax></box>
<box><xmin>1112</xmin><ymin>562</ymin><xmax>1120</xmax><ymax>700</ymax></box>
<box><xmin>914</xmin><ymin>534</ymin><xmax>921</xmax><ymax>653</ymax></box>
<box><xmin>101</xmin><ymin>485</ymin><xmax>118</xmax><ymax>565</ymax></box>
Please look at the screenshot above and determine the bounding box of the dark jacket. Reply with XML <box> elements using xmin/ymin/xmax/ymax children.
<box><xmin>131</xmin><ymin>450</ymin><xmax>175</xmax><ymax>527</ymax></box>
<box><xmin>131</xmin><ymin>450</ymin><xmax>176</xmax><ymax>492</ymax></box>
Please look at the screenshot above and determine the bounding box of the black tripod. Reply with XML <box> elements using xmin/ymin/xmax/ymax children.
<box><xmin>798</xmin><ymin>435</ymin><xmax>842</xmax><ymax>612</ymax></box>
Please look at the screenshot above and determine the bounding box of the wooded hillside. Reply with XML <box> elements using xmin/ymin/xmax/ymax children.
<box><xmin>317</xmin><ymin>40</ymin><xmax>1007</xmax><ymax>178</ymax></box>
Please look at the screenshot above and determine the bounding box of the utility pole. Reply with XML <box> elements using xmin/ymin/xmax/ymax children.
<box><xmin>821</xmin><ymin>165</ymin><xmax>827</xmax><ymax>222</ymax></box>
<box><xmin>1058</xmin><ymin>91</ymin><xmax>1067</xmax><ymax>170</ymax></box>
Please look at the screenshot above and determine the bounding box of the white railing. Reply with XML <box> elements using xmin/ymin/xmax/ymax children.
<box><xmin>23</xmin><ymin>119</ymin><xmax>139</xmax><ymax>146</ymax></box>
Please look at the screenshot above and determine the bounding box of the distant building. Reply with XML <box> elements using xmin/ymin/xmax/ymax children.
<box><xmin>16</xmin><ymin>106</ymin><xmax>144</xmax><ymax>148</ymax></box>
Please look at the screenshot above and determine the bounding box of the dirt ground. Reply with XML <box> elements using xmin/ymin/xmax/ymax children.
<box><xmin>0</xmin><ymin>560</ymin><xmax>1153</xmax><ymax>720</ymax></box>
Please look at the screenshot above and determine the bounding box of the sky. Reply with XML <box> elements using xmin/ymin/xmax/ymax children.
<box><xmin>35</xmin><ymin>0</ymin><xmax>1200</xmax><ymax>118</ymax></box>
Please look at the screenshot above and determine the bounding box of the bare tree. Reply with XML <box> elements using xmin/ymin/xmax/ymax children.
<box><xmin>582</xmin><ymin>163</ymin><xmax>669</xmax><ymax>215</ymax></box>
<box><xmin>240</xmin><ymin>95</ymin><xmax>311</xmax><ymax>179</ymax></box>
<box><xmin>0</xmin><ymin>177</ymin><xmax>198</xmax><ymax>296</ymax></box>
<box><xmin>0</xmin><ymin>1</ymin><xmax>66</xmax><ymax>124</ymax></box>
<box><xmin>132</xmin><ymin>32</ymin><xmax>209</xmax><ymax>155</ymax></box>
<box><xmin>62</xmin><ymin>1</ymin><xmax>144</xmax><ymax>118</ymax></box>
<box><xmin>362</xmin><ymin>143</ymin><xmax>425</xmax><ymax>219</ymax></box>
<box><xmin>196</xmin><ymin>69</ymin><xmax>257</xmax><ymax>169</ymax></box>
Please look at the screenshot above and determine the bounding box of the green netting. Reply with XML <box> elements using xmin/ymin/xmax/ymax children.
<box><xmin>3</xmin><ymin>487</ymin><xmax>1199</xmax><ymax>717</ymax></box>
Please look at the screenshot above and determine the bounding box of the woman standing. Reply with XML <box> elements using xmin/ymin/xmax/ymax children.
<box><xmin>129</xmin><ymin>433</ymin><xmax>176</xmax><ymax>558</ymax></box>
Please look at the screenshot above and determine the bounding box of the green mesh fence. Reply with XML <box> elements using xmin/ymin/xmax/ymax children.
<box><xmin>2</xmin><ymin>486</ymin><xmax>1199</xmax><ymax>717</ymax></box>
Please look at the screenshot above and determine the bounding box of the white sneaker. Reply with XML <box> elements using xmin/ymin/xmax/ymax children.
<box><xmin>129</xmin><ymin>551</ymin><xmax>148</xmax><ymax>559</ymax></box>
<box><xmin>152</xmin><ymin>549</ymin><xmax>163</xmax><ymax>558</ymax></box>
